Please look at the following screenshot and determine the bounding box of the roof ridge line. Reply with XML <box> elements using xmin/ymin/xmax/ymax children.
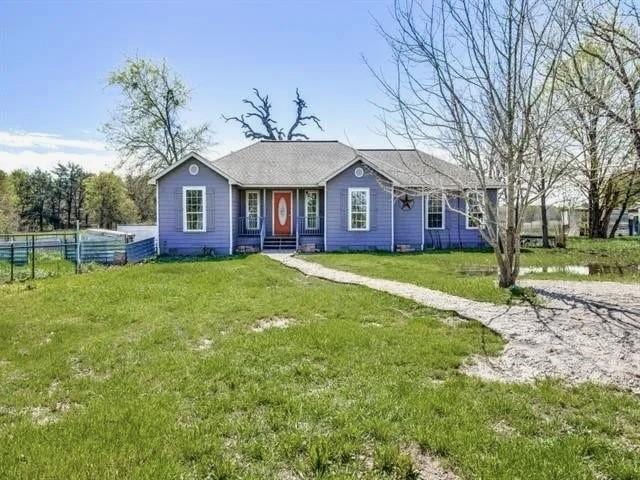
<box><xmin>259</xmin><ymin>139</ymin><xmax>340</xmax><ymax>143</ymax></box>
<box><xmin>357</xmin><ymin>148</ymin><xmax>417</xmax><ymax>151</ymax></box>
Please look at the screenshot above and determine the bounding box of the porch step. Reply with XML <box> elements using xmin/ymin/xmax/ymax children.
<box><xmin>263</xmin><ymin>236</ymin><xmax>296</xmax><ymax>251</ymax></box>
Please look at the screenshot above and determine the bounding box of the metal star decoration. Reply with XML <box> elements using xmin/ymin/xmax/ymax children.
<box><xmin>400</xmin><ymin>194</ymin><xmax>414</xmax><ymax>210</ymax></box>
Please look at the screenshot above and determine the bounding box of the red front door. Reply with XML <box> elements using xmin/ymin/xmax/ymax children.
<box><xmin>273</xmin><ymin>191</ymin><xmax>292</xmax><ymax>235</ymax></box>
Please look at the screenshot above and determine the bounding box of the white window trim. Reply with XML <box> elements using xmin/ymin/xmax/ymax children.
<box><xmin>245</xmin><ymin>190</ymin><xmax>261</xmax><ymax>230</ymax></box>
<box><xmin>466</xmin><ymin>191</ymin><xmax>483</xmax><ymax>230</ymax></box>
<box><xmin>183</xmin><ymin>186</ymin><xmax>206</xmax><ymax>233</ymax></box>
<box><xmin>304</xmin><ymin>190</ymin><xmax>319</xmax><ymax>230</ymax></box>
<box><xmin>425</xmin><ymin>193</ymin><xmax>446</xmax><ymax>230</ymax></box>
<box><xmin>348</xmin><ymin>187</ymin><xmax>370</xmax><ymax>231</ymax></box>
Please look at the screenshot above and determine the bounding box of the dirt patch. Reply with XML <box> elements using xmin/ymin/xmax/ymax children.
<box><xmin>192</xmin><ymin>337</ymin><xmax>214</xmax><ymax>351</ymax></box>
<box><xmin>252</xmin><ymin>317</ymin><xmax>295</xmax><ymax>332</ymax></box>
<box><xmin>439</xmin><ymin>316</ymin><xmax>469</xmax><ymax>327</ymax></box>
<box><xmin>492</xmin><ymin>420</ymin><xmax>518</xmax><ymax>437</ymax></box>
<box><xmin>70</xmin><ymin>357</ymin><xmax>110</xmax><ymax>381</ymax></box>
<box><xmin>404</xmin><ymin>443</ymin><xmax>459</xmax><ymax>480</ymax></box>
<box><xmin>27</xmin><ymin>401</ymin><xmax>77</xmax><ymax>425</ymax></box>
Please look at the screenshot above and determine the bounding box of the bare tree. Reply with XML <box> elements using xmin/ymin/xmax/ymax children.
<box><xmin>373</xmin><ymin>0</ymin><xmax>575</xmax><ymax>287</ymax></box>
<box><xmin>530</xmin><ymin>94</ymin><xmax>575</xmax><ymax>247</ymax></box>
<box><xmin>103</xmin><ymin>57</ymin><xmax>211</xmax><ymax>175</ymax></box>
<box><xmin>568</xmin><ymin>0</ymin><xmax>640</xmax><ymax>236</ymax></box>
<box><xmin>224</xmin><ymin>88</ymin><xmax>323</xmax><ymax>140</ymax></box>
<box><xmin>556</xmin><ymin>50</ymin><xmax>633</xmax><ymax>237</ymax></box>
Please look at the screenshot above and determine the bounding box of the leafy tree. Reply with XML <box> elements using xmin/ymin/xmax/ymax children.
<box><xmin>53</xmin><ymin>162</ymin><xmax>89</xmax><ymax>228</ymax></box>
<box><xmin>124</xmin><ymin>173</ymin><xmax>156</xmax><ymax>223</ymax></box>
<box><xmin>103</xmin><ymin>57</ymin><xmax>211</xmax><ymax>174</ymax></box>
<box><xmin>85</xmin><ymin>172</ymin><xmax>137</xmax><ymax>229</ymax></box>
<box><xmin>0</xmin><ymin>170</ymin><xmax>18</xmax><ymax>234</ymax></box>
<box><xmin>224</xmin><ymin>88</ymin><xmax>323</xmax><ymax>140</ymax></box>
<box><xmin>10</xmin><ymin>169</ymin><xmax>55</xmax><ymax>231</ymax></box>
<box><xmin>9</xmin><ymin>170</ymin><xmax>30</xmax><ymax>230</ymax></box>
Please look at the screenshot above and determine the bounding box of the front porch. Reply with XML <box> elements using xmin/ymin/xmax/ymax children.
<box><xmin>235</xmin><ymin>216</ymin><xmax>324</xmax><ymax>252</ymax></box>
<box><xmin>233</xmin><ymin>187</ymin><xmax>325</xmax><ymax>252</ymax></box>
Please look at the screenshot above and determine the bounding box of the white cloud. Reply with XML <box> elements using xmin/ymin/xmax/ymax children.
<box><xmin>0</xmin><ymin>131</ymin><xmax>106</xmax><ymax>151</ymax></box>
<box><xmin>0</xmin><ymin>150</ymin><xmax>119</xmax><ymax>173</ymax></box>
<box><xmin>0</xmin><ymin>130</ymin><xmax>118</xmax><ymax>173</ymax></box>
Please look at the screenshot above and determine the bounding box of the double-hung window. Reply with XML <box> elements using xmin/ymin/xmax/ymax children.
<box><xmin>245</xmin><ymin>190</ymin><xmax>260</xmax><ymax>231</ymax></box>
<box><xmin>305</xmin><ymin>190</ymin><xmax>319</xmax><ymax>230</ymax></box>
<box><xmin>426</xmin><ymin>193</ymin><xmax>445</xmax><ymax>229</ymax></box>
<box><xmin>348</xmin><ymin>187</ymin><xmax>370</xmax><ymax>231</ymax></box>
<box><xmin>466</xmin><ymin>191</ymin><xmax>484</xmax><ymax>229</ymax></box>
<box><xmin>183</xmin><ymin>186</ymin><xmax>206</xmax><ymax>232</ymax></box>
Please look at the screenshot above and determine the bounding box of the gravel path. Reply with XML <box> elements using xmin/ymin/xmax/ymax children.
<box><xmin>266</xmin><ymin>253</ymin><xmax>640</xmax><ymax>393</ymax></box>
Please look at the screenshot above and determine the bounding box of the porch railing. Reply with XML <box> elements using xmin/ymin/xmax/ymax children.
<box><xmin>237</xmin><ymin>216</ymin><xmax>264</xmax><ymax>236</ymax></box>
<box><xmin>297</xmin><ymin>216</ymin><xmax>324</xmax><ymax>236</ymax></box>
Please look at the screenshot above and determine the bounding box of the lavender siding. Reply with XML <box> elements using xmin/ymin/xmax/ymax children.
<box><xmin>394</xmin><ymin>188</ymin><xmax>423</xmax><ymax>249</ymax></box>
<box><xmin>326</xmin><ymin>161</ymin><xmax>393</xmax><ymax>251</ymax></box>
<box><xmin>157</xmin><ymin>158</ymin><xmax>231</xmax><ymax>255</ymax></box>
<box><xmin>424</xmin><ymin>190</ymin><xmax>497</xmax><ymax>249</ymax></box>
<box><xmin>157</xmin><ymin>155</ymin><xmax>496</xmax><ymax>254</ymax></box>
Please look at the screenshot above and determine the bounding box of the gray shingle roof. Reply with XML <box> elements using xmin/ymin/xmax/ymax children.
<box><xmin>210</xmin><ymin>140</ymin><xmax>359</xmax><ymax>186</ymax></box>
<box><xmin>200</xmin><ymin>140</ymin><xmax>500</xmax><ymax>188</ymax></box>
<box><xmin>358</xmin><ymin>149</ymin><xmax>502</xmax><ymax>188</ymax></box>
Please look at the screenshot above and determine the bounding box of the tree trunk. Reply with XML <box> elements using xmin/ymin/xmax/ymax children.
<box><xmin>540</xmin><ymin>190</ymin><xmax>550</xmax><ymax>248</ymax></box>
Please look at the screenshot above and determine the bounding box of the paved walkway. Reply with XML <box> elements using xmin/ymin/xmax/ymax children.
<box><xmin>265</xmin><ymin>253</ymin><xmax>640</xmax><ymax>393</ymax></box>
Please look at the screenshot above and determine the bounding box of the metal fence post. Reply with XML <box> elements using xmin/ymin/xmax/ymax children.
<box><xmin>10</xmin><ymin>242</ymin><xmax>14</xmax><ymax>282</ymax></box>
<box><xmin>30</xmin><ymin>235</ymin><xmax>35</xmax><ymax>279</ymax></box>
<box><xmin>75</xmin><ymin>232</ymin><xmax>80</xmax><ymax>274</ymax></box>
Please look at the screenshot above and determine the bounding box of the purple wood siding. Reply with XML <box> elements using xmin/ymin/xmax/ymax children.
<box><xmin>231</xmin><ymin>186</ymin><xmax>246</xmax><ymax>250</ymax></box>
<box><xmin>326</xmin><ymin>161</ymin><xmax>393</xmax><ymax>251</ymax></box>
<box><xmin>394</xmin><ymin>188</ymin><xmax>423</xmax><ymax>249</ymax></box>
<box><xmin>424</xmin><ymin>190</ymin><xmax>497</xmax><ymax>249</ymax></box>
<box><xmin>157</xmin><ymin>158</ymin><xmax>231</xmax><ymax>255</ymax></box>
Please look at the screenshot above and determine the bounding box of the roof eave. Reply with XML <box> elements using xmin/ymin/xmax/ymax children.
<box><xmin>318</xmin><ymin>152</ymin><xmax>401</xmax><ymax>185</ymax></box>
<box><xmin>150</xmin><ymin>151</ymin><xmax>238</xmax><ymax>185</ymax></box>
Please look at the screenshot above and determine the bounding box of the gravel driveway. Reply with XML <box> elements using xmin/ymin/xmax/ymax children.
<box><xmin>267</xmin><ymin>254</ymin><xmax>640</xmax><ymax>393</ymax></box>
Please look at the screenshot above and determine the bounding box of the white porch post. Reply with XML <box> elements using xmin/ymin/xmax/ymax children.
<box><xmin>295</xmin><ymin>189</ymin><xmax>299</xmax><ymax>250</ymax></box>
<box><xmin>323</xmin><ymin>182</ymin><xmax>327</xmax><ymax>251</ymax></box>
<box><xmin>421</xmin><ymin>187</ymin><xmax>425</xmax><ymax>251</ymax></box>
<box><xmin>391</xmin><ymin>184</ymin><xmax>395</xmax><ymax>252</ymax></box>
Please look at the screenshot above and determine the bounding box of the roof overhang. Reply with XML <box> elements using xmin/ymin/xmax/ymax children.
<box><xmin>318</xmin><ymin>153</ymin><xmax>400</xmax><ymax>185</ymax></box>
<box><xmin>149</xmin><ymin>151</ymin><xmax>238</xmax><ymax>185</ymax></box>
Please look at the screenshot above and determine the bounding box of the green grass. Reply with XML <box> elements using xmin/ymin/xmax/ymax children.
<box><xmin>0</xmin><ymin>251</ymin><xmax>76</xmax><ymax>283</ymax></box>
<box><xmin>302</xmin><ymin>238</ymin><xmax>640</xmax><ymax>304</ymax></box>
<box><xmin>1</xmin><ymin>255</ymin><xmax>638</xmax><ymax>479</ymax></box>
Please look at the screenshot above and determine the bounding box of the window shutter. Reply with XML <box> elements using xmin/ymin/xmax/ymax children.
<box><xmin>340</xmin><ymin>189</ymin><xmax>347</xmax><ymax>229</ymax></box>
<box><xmin>370</xmin><ymin>190</ymin><xmax>377</xmax><ymax>230</ymax></box>
<box><xmin>206</xmin><ymin>189</ymin><xmax>215</xmax><ymax>231</ymax></box>
<box><xmin>175</xmin><ymin>188</ymin><xmax>182</xmax><ymax>232</ymax></box>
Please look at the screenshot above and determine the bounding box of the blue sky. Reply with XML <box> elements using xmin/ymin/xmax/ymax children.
<box><xmin>0</xmin><ymin>0</ymin><xmax>403</xmax><ymax>172</ymax></box>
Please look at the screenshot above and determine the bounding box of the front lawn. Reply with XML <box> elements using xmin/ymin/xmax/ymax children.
<box><xmin>302</xmin><ymin>238</ymin><xmax>640</xmax><ymax>304</ymax></box>
<box><xmin>0</xmin><ymin>255</ymin><xmax>638</xmax><ymax>479</ymax></box>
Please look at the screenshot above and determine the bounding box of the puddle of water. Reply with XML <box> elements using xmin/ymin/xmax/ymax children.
<box><xmin>458</xmin><ymin>264</ymin><xmax>640</xmax><ymax>277</ymax></box>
